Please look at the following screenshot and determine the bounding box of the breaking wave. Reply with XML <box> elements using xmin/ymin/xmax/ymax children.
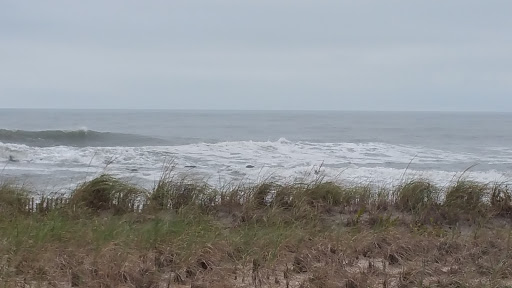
<box><xmin>1</xmin><ymin>138</ymin><xmax>511</xmax><ymax>188</ymax></box>
<box><xmin>0</xmin><ymin>129</ymin><xmax>169</xmax><ymax>147</ymax></box>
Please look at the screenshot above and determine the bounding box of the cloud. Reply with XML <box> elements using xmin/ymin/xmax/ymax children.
<box><xmin>1</xmin><ymin>0</ymin><xmax>511</xmax><ymax>110</ymax></box>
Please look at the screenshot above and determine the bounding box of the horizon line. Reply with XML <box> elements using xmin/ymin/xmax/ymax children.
<box><xmin>0</xmin><ymin>107</ymin><xmax>511</xmax><ymax>113</ymax></box>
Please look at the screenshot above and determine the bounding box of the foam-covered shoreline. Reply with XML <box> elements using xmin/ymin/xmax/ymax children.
<box><xmin>1</xmin><ymin>137</ymin><xmax>511</xmax><ymax>192</ymax></box>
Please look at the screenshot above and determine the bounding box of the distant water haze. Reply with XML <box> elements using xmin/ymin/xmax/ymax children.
<box><xmin>0</xmin><ymin>109</ymin><xmax>511</xmax><ymax>193</ymax></box>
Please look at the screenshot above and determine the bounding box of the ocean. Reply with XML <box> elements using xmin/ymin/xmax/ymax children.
<box><xmin>1</xmin><ymin>109</ymin><xmax>511</xmax><ymax>193</ymax></box>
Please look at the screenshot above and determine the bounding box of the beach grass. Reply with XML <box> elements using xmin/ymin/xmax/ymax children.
<box><xmin>1</xmin><ymin>172</ymin><xmax>512</xmax><ymax>287</ymax></box>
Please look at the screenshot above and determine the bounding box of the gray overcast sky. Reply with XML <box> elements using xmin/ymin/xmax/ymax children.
<box><xmin>0</xmin><ymin>1</ymin><xmax>511</xmax><ymax>111</ymax></box>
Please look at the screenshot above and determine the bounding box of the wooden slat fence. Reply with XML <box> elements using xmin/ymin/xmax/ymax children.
<box><xmin>14</xmin><ymin>197</ymin><xmax>147</xmax><ymax>214</ymax></box>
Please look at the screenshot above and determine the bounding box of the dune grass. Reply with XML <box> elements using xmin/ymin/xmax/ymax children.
<box><xmin>2</xmin><ymin>170</ymin><xmax>512</xmax><ymax>287</ymax></box>
<box><xmin>0</xmin><ymin>181</ymin><xmax>30</xmax><ymax>216</ymax></box>
<box><xmin>69</xmin><ymin>174</ymin><xmax>146</xmax><ymax>214</ymax></box>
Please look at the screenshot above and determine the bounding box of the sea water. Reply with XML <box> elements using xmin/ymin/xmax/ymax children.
<box><xmin>1</xmin><ymin>109</ymin><xmax>511</xmax><ymax>192</ymax></box>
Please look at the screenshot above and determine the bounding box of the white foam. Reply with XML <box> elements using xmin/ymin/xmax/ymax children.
<box><xmin>1</xmin><ymin>140</ymin><xmax>511</xmax><ymax>188</ymax></box>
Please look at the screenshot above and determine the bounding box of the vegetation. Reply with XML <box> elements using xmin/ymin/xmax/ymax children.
<box><xmin>1</xmin><ymin>170</ymin><xmax>512</xmax><ymax>287</ymax></box>
<box><xmin>0</xmin><ymin>181</ymin><xmax>30</xmax><ymax>216</ymax></box>
<box><xmin>70</xmin><ymin>174</ymin><xmax>145</xmax><ymax>214</ymax></box>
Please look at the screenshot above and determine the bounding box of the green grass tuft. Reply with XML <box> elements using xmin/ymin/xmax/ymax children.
<box><xmin>0</xmin><ymin>182</ymin><xmax>30</xmax><ymax>216</ymax></box>
<box><xmin>147</xmin><ymin>160</ymin><xmax>210</xmax><ymax>211</ymax></box>
<box><xmin>70</xmin><ymin>174</ymin><xmax>144</xmax><ymax>214</ymax></box>
<box><xmin>304</xmin><ymin>182</ymin><xmax>344</xmax><ymax>206</ymax></box>
<box><xmin>395</xmin><ymin>180</ymin><xmax>439</xmax><ymax>213</ymax></box>
<box><xmin>490</xmin><ymin>183</ymin><xmax>512</xmax><ymax>216</ymax></box>
<box><xmin>444</xmin><ymin>180</ymin><xmax>489</xmax><ymax>222</ymax></box>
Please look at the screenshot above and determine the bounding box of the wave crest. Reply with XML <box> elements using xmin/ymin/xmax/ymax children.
<box><xmin>0</xmin><ymin>129</ymin><xmax>168</xmax><ymax>147</ymax></box>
